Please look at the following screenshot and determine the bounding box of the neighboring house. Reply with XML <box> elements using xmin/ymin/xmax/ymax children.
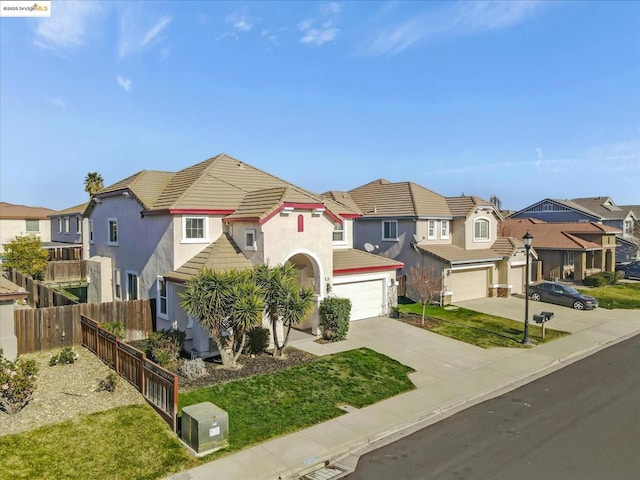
<box><xmin>508</xmin><ymin>197</ymin><xmax>638</xmax><ymax>262</ymax></box>
<box><xmin>325</xmin><ymin>180</ymin><xmax>529</xmax><ymax>303</ymax></box>
<box><xmin>617</xmin><ymin>204</ymin><xmax>640</xmax><ymax>262</ymax></box>
<box><xmin>0</xmin><ymin>202</ymin><xmax>54</xmax><ymax>256</ymax></box>
<box><xmin>86</xmin><ymin>154</ymin><xmax>402</xmax><ymax>358</ymax></box>
<box><xmin>500</xmin><ymin>218</ymin><xmax>619</xmax><ymax>281</ymax></box>
<box><xmin>46</xmin><ymin>202</ymin><xmax>89</xmax><ymax>260</ymax></box>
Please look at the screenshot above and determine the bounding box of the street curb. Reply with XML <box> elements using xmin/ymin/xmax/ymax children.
<box><xmin>292</xmin><ymin>329</ymin><xmax>640</xmax><ymax>480</ymax></box>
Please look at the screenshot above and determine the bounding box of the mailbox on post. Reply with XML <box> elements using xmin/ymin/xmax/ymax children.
<box><xmin>533</xmin><ymin>311</ymin><xmax>554</xmax><ymax>339</ymax></box>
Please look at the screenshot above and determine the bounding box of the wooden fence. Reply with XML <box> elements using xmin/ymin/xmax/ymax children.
<box><xmin>6</xmin><ymin>269</ymin><xmax>77</xmax><ymax>308</ymax></box>
<box><xmin>81</xmin><ymin>315</ymin><xmax>178</xmax><ymax>431</ymax></box>
<box><xmin>45</xmin><ymin>260</ymin><xmax>86</xmax><ymax>283</ymax></box>
<box><xmin>14</xmin><ymin>300</ymin><xmax>153</xmax><ymax>354</ymax></box>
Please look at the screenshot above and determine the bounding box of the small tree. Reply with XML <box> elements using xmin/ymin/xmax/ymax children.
<box><xmin>3</xmin><ymin>235</ymin><xmax>49</xmax><ymax>280</ymax></box>
<box><xmin>84</xmin><ymin>172</ymin><xmax>104</xmax><ymax>196</ymax></box>
<box><xmin>252</xmin><ymin>263</ymin><xmax>315</xmax><ymax>358</ymax></box>
<box><xmin>407</xmin><ymin>264</ymin><xmax>443</xmax><ymax>325</ymax></box>
<box><xmin>181</xmin><ymin>269</ymin><xmax>264</xmax><ymax>368</ymax></box>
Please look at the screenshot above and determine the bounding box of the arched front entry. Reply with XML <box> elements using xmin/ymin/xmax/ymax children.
<box><xmin>282</xmin><ymin>250</ymin><xmax>323</xmax><ymax>334</ymax></box>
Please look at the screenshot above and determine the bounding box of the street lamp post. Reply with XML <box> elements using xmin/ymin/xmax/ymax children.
<box><xmin>522</xmin><ymin>230</ymin><xmax>533</xmax><ymax>345</ymax></box>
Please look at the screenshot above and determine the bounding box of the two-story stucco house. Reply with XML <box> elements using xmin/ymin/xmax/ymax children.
<box><xmin>325</xmin><ymin>180</ymin><xmax>530</xmax><ymax>304</ymax></box>
<box><xmin>47</xmin><ymin>202</ymin><xmax>88</xmax><ymax>260</ymax></box>
<box><xmin>0</xmin><ymin>202</ymin><xmax>54</xmax><ymax>257</ymax></box>
<box><xmin>508</xmin><ymin>197</ymin><xmax>638</xmax><ymax>262</ymax></box>
<box><xmin>86</xmin><ymin>154</ymin><xmax>402</xmax><ymax>357</ymax></box>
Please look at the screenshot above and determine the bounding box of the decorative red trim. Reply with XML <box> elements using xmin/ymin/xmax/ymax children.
<box><xmin>333</xmin><ymin>264</ymin><xmax>403</xmax><ymax>275</ymax></box>
<box><xmin>254</xmin><ymin>203</ymin><xmax>343</xmax><ymax>226</ymax></box>
<box><xmin>297</xmin><ymin>214</ymin><xmax>304</xmax><ymax>232</ymax></box>
<box><xmin>339</xmin><ymin>213</ymin><xmax>361</xmax><ymax>218</ymax></box>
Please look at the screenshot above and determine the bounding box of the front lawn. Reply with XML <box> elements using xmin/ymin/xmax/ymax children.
<box><xmin>398</xmin><ymin>302</ymin><xmax>570</xmax><ymax>348</ymax></box>
<box><xmin>180</xmin><ymin>348</ymin><xmax>415</xmax><ymax>459</ymax></box>
<box><xmin>577</xmin><ymin>282</ymin><xmax>640</xmax><ymax>309</ymax></box>
<box><xmin>0</xmin><ymin>404</ymin><xmax>197</xmax><ymax>480</ymax></box>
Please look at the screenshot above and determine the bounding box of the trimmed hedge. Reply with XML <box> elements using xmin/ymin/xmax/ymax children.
<box><xmin>583</xmin><ymin>271</ymin><xmax>624</xmax><ymax>287</ymax></box>
<box><xmin>319</xmin><ymin>297</ymin><xmax>351</xmax><ymax>341</ymax></box>
<box><xmin>245</xmin><ymin>326</ymin><xmax>270</xmax><ymax>355</ymax></box>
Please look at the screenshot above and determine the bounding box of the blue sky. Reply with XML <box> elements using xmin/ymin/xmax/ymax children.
<box><xmin>1</xmin><ymin>0</ymin><xmax>639</xmax><ymax>212</ymax></box>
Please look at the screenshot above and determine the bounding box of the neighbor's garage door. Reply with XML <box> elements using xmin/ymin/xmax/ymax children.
<box><xmin>449</xmin><ymin>268</ymin><xmax>488</xmax><ymax>302</ymax></box>
<box><xmin>332</xmin><ymin>279</ymin><xmax>384</xmax><ymax>321</ymax></box>
<box><xmin>510</xmin><ymin>265</ymin><xmax>525</xmax><ymax>295</ymax></box>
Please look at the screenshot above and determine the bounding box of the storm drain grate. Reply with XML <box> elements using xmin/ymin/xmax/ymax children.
<box><xmin>301</xmin><ymin>465</ymin><xmax>345</xmax><ymax>480</ymax></box>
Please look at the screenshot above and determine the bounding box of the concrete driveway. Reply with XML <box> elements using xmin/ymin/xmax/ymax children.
<box><xmin>454</xmin><ymin>296</ymin><xmax>639</xmax><ymax>334</ymax></box>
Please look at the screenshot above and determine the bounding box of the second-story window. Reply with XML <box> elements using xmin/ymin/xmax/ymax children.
<box><xmin>182</xmin><ymin>216</ymin><xmax>208</xmax><ymax>242</ymax></box>
<box><xmin>244</xmin><ymin>229</ymin><xmax>256</xmax><ymax>250</ymax></box>
<box><xmin>428</xmin><ymin>220</ymin><xmax>436</xmax><ymax>240</ymax></box>
<box><xmin>474</xmin><ymin>218</ymin><xmax>490</xmax><ymax>241</ymax></box>
<box><xmin>26</xmin><ymin>219</ymin><xmax>39</xmax><ymax>232</ymax></box>
<box><xmin>441</xmin><ymin>220</ymin><xmax>449</xmax><ymax>239</ymax></box>
<box><xmin>64</xmin><ymin>217</ymin><xmax>70</xmax><ymax>234</ymax></box>
<box><xmin>108</xmin><ymin>218</ymin><xmax>118</xmax><ymax>245</ymax></box>
<box><xmin>57</xmin><ymin>217</ymin><xmax>63</xmax><ymax>233</ymax></box>
<box><xmin>333</xmin><ymin>222</ymin><xmax>345</xmax><ymax>242</ymax></box>
<box><xmin>382</xmin><ymin>220</ymin><xmax>397</xmax><ymax>241</ymax></box>
<box><xmin>89</xmin><ymin>220</ymin><xmax>94</xmax><ymax>243</ymax></box>
<box><xmin>76</xmin><ymin>215</ymin><xmax>82</xmax><ymax>234</ymax></box>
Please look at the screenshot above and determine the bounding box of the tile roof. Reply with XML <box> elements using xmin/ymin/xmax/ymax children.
<box><xmin>446</xmin><ymin>195</ymin><xmax>497</xmax><ymax>218</ymax></box>
<box><xmin>98</xmin><ymin>170</ymin><xmax>175</xmax><ymax>209</ymax></box>
<box><xmin>224</xmin><ymin>186</ymin><xmax>328</xmax><ymax>222</ymax></box>
<box><xmin>165</xmin><ymin>234</ymin><xmax>251</xmax><ymax>282</ymax></box>
<box><xmin>0</xmin><ymin>202</ymin><xmax>55</xmax><ymax>219</ymax></box>
<box><xmin>491</xmin><ymin>237</ymin><xmax>523</xmax><ymax>257</ymax></box>
<box><xmin>618</xmin><ymin>205</ymin><xmax>640</xmax><ymax>219</ymax></box>
<box><xmin>569</xmin><ymin>197</ymin><xmax>628</xmax><ymax>220</ymax></box>
<box><xmin>322</xmin><ymin>191</ymin><xmax>363</xmax><ymax>215</ymax></box>
<box><xmin>417</xmin><ymin>244</ymin><xmax>504</xmax><ymax>264</ymax></box>
<box><xmin>50</xmin><ymin>202</ymin><xmax>90</xmax><ymax>216</ymax></box>
<box><xmin>347</xmin><ymin>179</ymin><xmax>451</xmax><ymax>218</ymax></box>
<box><xmin>333</xmin><ymin>249</ymin><xmax>403</xmax><ymax>274</ymax></box>
<box><xmin>499</xmin><ymin>218</ymin><xmax>619</xmax><ymax>250</ymax></box>
<box><xmin>0</xmin><ymin>277</ymin><xmax>28</xmax><ymax>299</ymax></box>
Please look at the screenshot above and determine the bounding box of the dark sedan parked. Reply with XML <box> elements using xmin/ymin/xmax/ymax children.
<box><xmin>615</xmin><ymin>261</ymin><xmax>640</xmax><ymax>280</ymax></box>
<box><xmin>529</xmin><ymin>282</ymin><xmax>598</xmax><ymax>310</ymax></box>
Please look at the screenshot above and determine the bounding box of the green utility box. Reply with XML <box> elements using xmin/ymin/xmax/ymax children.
<box><xmin>180</xmin><ymin>402</ymin><xmax>229</xmax><ymax>455</ymax></box>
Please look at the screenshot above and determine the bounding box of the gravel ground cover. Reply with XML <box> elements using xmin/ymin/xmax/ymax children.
<box><xmin>0</xmin><ymin>347</ymin><xmax>145</xmax><ymax>437</ymax></box>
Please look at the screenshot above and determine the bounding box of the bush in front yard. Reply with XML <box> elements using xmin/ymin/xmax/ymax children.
<box><xmin>245</xmin><ymin>326</ymin><xmax>270</xmax><ymax>355</ymax></box>
<box><xmin>148</xmin><ymin>330</ymin><xmax>185</xmax><ymax>371</ymax></box>
<box><xmin>49</xmin><ymin>347</ymin><xmax>79</xmax><ymax>366</ymax></box>
<box><xmin>101</xmin><ymin>321</ymin><xmax>125</xmax><ymax>340</ymax></box>
<box><xmin>0</xmin><ymin>350</ymin><xmax>38</xmax><ymax>414</ymax></box>
<box><xmin>319</xmin><ymin>297</ymin><xmax>351</xmax><ymax>341</ymax></box>
<box><xmin>583</xmin><ymin>271</ymin><xmax>623</xmax><ymax>287</ymax></box>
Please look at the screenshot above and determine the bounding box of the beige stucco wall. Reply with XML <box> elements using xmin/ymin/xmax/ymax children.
<box><xmin>0</xmin><ymin>219</ymin><xmax>51</xmax><ymax>254</ymax></box>
<box><xmin>463</xmin><ymin>209</ymin><xmax>499</xmax><ymax>250</ymax></box>
<box><xmin>173</xmin><ymin>215</ymin><xmax>225</xmax><ymax>270</ymax></box>
<box><xmin>415</xmin><ymin>219</ymin><xmax>452</xmax><ymax>245</ymax></box>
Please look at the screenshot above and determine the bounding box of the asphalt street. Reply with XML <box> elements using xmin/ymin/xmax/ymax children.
<box><xmin>344</xmin><ymin>334</ymin><xmax>640</xmax><ymax>480</ymax></box>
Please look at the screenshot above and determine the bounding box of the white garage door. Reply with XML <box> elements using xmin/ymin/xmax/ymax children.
<box><xmin>332</xmin><ymin>279</ymin><xmax>384</xmax><ymax>321</ymax></box>
<box><xmin>449</xmin><ymin>268</ymin><xmax>488</xmax><ymax>302</ymax></box>
<box><xmin>511</xmin><ymin>266</ymin><xmax>525</xmax><ymax>295</ymax></box>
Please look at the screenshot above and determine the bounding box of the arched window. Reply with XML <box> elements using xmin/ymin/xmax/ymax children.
<box><xmin>297</xmin><ymin>214</ymin><xmax>304</xmax><ymax>232</ymax></box>
<box><xmin>474</xmin><ymin>218</ymin><xmax>490</xmax><ymax>241</ymax></box>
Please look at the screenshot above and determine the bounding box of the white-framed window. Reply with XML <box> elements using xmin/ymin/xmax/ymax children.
<box><xmin>156</xmin><ymin>276</ymin><xmax>167</xmax><ymax>318</ymax></box>
<box><xmin>427</xmin><ymin>220</ymin><xmax>436</xmax><ymax>240</ymax></box>
<box><xmin>182</xmin><ymin>216</ymin><xmax>208</xmax><ymax>243</ymax></box>
<box><xmin>76</xmin><ymin>215</ymin><xmax>82</xmax><ymax>234</ymax></box>
<box><xmin>244</xmin><ymin>229</ymin><xmax>257</xmax><ymax>250</ymax></box>
<box><xmin>89</xmin><ymin>220</ymin><xmax>94</xmax><ymax>243</ymax></box>
<box><xmin>564</xmin><ymin>251</ymin><xmax>575</xmax><ymax>267</ymax></box>
<box><xmin>114</xmin><ymin>269</ymin><xmax>122</xmax><ymax>300</ymax></box>
<box><xmin>64</xmin><ymin>217</ymin><xmax>70</xmax><ymax>234</ymax></box>
<box><xmin>57</xmin><ymin>217</ymin><xmax>63</xmax><ymax>233</ymax></box>
<box><xmin>624</xmin><ymin>219</ymin><xmax>633</xmax><ymax>235</ymax></box>
<box><xmin>441</xmin><ymin>220</ymin><xmax>450</xmax><ymax>239</ymax></box>
<box><xmin>126</xmin><ymin>272</ymin><xmax>139</xmax><ymax>300</ymax></box>
<box><xmin>474</xmin><ymin>218</ymin><xmax>490</xmax><ymax>241</ymax></box>
<box><xmin>333</xmin><ymin>222</ymin><xmax>345</xmax><ymax>242</ymax></box>
<box><xmin>25</xmin><ymin>219</ymin><xmax>39</xmax><ymax>232</ymax></box>
<box><xmin>382</xmin><ymin>220</ymin><xmax>398</xmax><ymax>241</ymax></box>
<box><xmin>107</xmin><ymin>218</ymin><xmax>118</xmax><ymax>246</ymax></box>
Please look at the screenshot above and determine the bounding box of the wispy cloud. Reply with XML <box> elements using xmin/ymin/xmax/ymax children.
<box><xmin>117</xmin><ymin>75</ymin><xmax>132</xmax><ymax>93</ymax></box>
<box><xmin>227</xmin><ymin>12</ymin><xmax>254</xmax><ymax>32</ymax></box>
<box><xmin>118</xmin><ymin>9</ymin><xmax>172</xmax><ymax>59</ymax></box>
<box><xmin>260</xmin><ymin>29</ymin><xmax>280</xmax><ymax>47</ymax></box>
<box><xmin>33</xmin><ymin>1</ymin><xmax>103</xmax><ymax>51</ymax></box>
<box><xmin>299</xmin><ymin>2</ymin><xmax>342</xmax><ymax>46</ymax></box>
<box><xmin>50</xmin><ymin>98</ymin><xmax>66</xmax><ymax>110</ymax></box>
<box><xmin>359</xmin><ymin>0</ymin><xmax>544</xmax><ymax>57</ymax></box>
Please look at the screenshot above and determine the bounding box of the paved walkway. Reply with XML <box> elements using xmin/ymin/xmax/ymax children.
<box><xmin>168</xmin><ymin>297</ymin><xmax>639</xmax><ymax>480</ymax></box>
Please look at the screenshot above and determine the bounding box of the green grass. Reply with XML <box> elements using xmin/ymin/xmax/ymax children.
<box><xmin>398</xmin><ymin>303</ymin><xmax>570</xmax><ymax>348</ymax></box>
<box><xmin>0</xmin><ymin>404</ymin><xmax>197</xmax><ymax>480</ymax></box>
<box><xmin>180</xmin><ymin>348</ymin><xmax>415</xmax><ymax>461</ymax></box>
<box><xmin>577</xmin><ymin>282</ymin><xmax>640</xmax><ymax>309</ymax></box>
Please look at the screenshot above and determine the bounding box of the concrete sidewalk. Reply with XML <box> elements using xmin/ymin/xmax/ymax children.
<box><xmin>168</xmin><ymin>298</ymin><xmax>639</xmax><ymax>480</ymax></box>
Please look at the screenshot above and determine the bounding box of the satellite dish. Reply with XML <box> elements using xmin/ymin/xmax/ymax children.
<box><xmin>413</xmin><ymin>234</ymin><xmax>421</xmax><ymax>243</ymax></box>
<box><xmin>364</xmin><ymin>243</ymin><xmax>375</xmax><ymax>253</ymax></box>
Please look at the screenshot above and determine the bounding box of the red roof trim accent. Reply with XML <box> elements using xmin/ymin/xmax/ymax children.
<box><xmin>253</xmin><ymin>203</ymin><xmax>343</xmax><ymax>226</ymax></box>
<box><xmin>333</xmin><ymin>264</ymin><xmax>404</xmax><ymax>275</ymax></box>
<box><xmin>339</xmin><ymin>213</ymin><xmax>361</xmax><ymax>218</ymax></box>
